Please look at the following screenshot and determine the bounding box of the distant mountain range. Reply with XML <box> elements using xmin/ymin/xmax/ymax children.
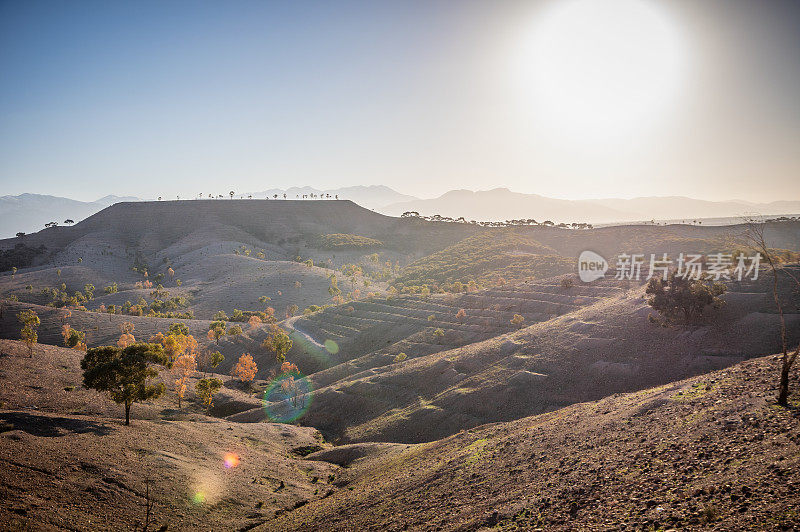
<box><xmin>379</xmin><ymin>188</ymin><xmax>800</xmax><ymax>224</ymax></box>
<box><xmin>0</xmin><ymin>194</ymin><xmax>140</xmax><ymax>238</ymax></box>
<box><xmin>2</xmin><ymin>187</ymin><xmax>797</xmax><ymax>239</ymax></box>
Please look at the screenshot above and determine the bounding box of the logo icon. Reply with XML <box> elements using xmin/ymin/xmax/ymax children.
<box><xmin>578</xmin><ymin>250</ymin><xmax>608</xmax><ymax>283</ymax></box>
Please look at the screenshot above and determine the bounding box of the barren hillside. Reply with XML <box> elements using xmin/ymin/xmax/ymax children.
<box><xmin>266</xmin><ymin>353</ymin><xmax>800</xmax><ymax>531</ymax></box>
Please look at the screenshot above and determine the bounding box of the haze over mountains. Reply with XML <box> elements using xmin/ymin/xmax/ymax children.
<box><xmin>380</xmin><ymin>188</ymin><xmax>800</xmax><ymax>224</ymax></box>
<box><xmin>2</xmin><ymin>186</ymin><xmax>798</xmax><ymax>238</ymax></box>
<box><xmin>0</xmin><ymin>193</ymin><xmax>140</xmax><ymax>238</ymax></box>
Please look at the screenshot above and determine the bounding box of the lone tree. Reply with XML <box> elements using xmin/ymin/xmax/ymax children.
<box><xmin>81</xmin><ymin>343</ymin><xmax>170</xmax><ymax>425</ymax></box>
<box><xmin>744</xmin><ymin>219</ymin><xmax>800</xmax><ymax>406</ymax></box>
<box><xmin>279</xmin><ymin>361</ymin><xmax>304</xmax><ymax>408</ymax></box>
<box><xmin>17</xmin><ymin>310</ymin><xmax>40</xmax><ymax>357</ymax></box>
<box><xmin>118</xmin><ymin>321</ymin><xmax>136</xmax><ymax>348</ymax></box>
<box><xmin>61</xmin><ymin>324</ymin><xmax>86</xmax><ymax>350</ymax></box>
<box><xmin>207</xmin><ymin>321</ymin><xmax>226</xmax><ymax>344</ymax></box>
<box><xmin>196</xmin><ymin>377</ymin><xmax>223</xmax><ymax>414</ymax></box>
<box><xmin>262</xmin><ymin>326</ymin><xmax>293</xmax><ymax>363</ymax></box>
<box><xmin>455</xmin><ymin>308</ymin><xmax>466</xmax><ymax>324</ymax></box>
<box><xmin>198</xmin><ymin>350</ymin><xmax>224</xmax><ymax>377</ymax></box>
<box><xmin>173</xmin><ymin>352</ymin><xmax>197</xmax><ymax>408</ymax></box>
<box><xmin>227</xmin><ymin>324</ymin><xmax>243</xmax><ymax>338</ymax></box>
<box><xmin>231</xmin><ymin>353</ymin><xmax>258</xmax><ymax>385</ymax></box>
<box><xmin>646</xmin><ymin>272</ymin><xmax>726</xmax><ymax>325</ymax></box>
<box><xmin>510</xmin><ymin>314</ymin><xmax>525</xmax><ymax>328</ymax></box>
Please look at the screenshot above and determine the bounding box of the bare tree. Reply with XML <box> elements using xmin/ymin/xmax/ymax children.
<box><xmin>744</xmin><ymin>219</ymin><xmax>799</xmax><ymax>406</ymax></box>
<box><xmin>132</xmin><ymin>450</ymin><xmax>157</xmax><ymax>532</ymax></box>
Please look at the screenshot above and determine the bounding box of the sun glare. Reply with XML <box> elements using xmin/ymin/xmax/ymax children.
<box><xmin>519</xmin><ymin>0</ymin><xmax>686</xmax><ymax>145</ymax></box>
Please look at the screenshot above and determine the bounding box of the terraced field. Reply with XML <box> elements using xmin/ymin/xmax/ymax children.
<box><xmin>293</xmin><ymin>275</ymin><xmax>630</xmax><ymax>365</ymax></box>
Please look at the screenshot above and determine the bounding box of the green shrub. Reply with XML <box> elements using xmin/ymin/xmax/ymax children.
<box><xmin>646</xmin><ymin>272</ymin><xmax>726</xmax><ymax>325</ymax></box>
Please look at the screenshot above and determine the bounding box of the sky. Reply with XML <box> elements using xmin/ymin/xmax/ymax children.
<box><xmin>1</xmin><ymin>0</ymin><xmax>799</xmax><ymax>203</ymax></box>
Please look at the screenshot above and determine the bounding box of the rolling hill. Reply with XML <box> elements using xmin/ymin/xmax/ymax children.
<box><xmin>0</xmin><ymin>199</ymin><xmax>799</xmax><ymax>530</ymax></box>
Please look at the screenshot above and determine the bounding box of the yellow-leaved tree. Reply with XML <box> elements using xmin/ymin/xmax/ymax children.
<box><xmin>17</xmin><ymin>310</ymin><xmax>40</xmax><ymax>357</ymax></box>
<box><xmin>118</xmin><ymin>321</ymin><xmax>135</xmax><ymax>348</ymax></box>
<box><xmin>231</xmin><ymin>353</ymin><xmax>258</xmax><ymax>387</ymax></box>
<box><xmin>173</xmin><ymin>353</ymin><xmax>197</xmax><ymax>408</ymax></box>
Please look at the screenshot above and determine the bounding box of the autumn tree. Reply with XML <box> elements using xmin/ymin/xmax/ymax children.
<box><xmin>231</xmin><ymin>353</ymin><xmax>258</xmax><ymax>386</ymax></box>
<box><xmin>173</xmin><ymin>353</ymin><xmax>197</xmax><ymax>408</ymax></box>
<box><xmin>455</xmin><ymin>308</ymin><xmax>466</xmax><ymax>324</ymax></box>
<box><xmin>279</xmin><ymin>361</ymin><xmax>303</xmax><ymax>407</ymax></box>
<box><xmin>248</xmin><ymin>315</ymin><xmax>262</xmax><ymax>329</ymax></box>
<box><xmin>81</xmin><ymin>343</ymin><xmax>170</xmax><ymax>425</ymax></box>
<box><xmin>207</xmin><ymin>321</ymin><xmax>226</xmax><ymax>344</ymax></box>
<box><xmin>62</xmin><ymin>324</ymin><xmax>87</xmax><ymax>350</ymax></box>
<box><xmin>196</xmin><ymin>378</ymin><xmax>223</xmax><ymax>414</ymax></box>
<box><xmin>160</xmin><ymin>326</ymin><xmax>198</xmax><ymax>362</ymax></box>
<box><xmin>510</xmin><ymin>314</ymin><xmax>525</xmax><ymax>328</ymax></box>
<box><xmin>17</xmin><ymin>310</ymin><xmax>39</xmax><ymax>357</ymax></box>
<box><xmin>262</xmin><ymin>326</ymin><xmax>293</xmax><ymax>363</ymax></box>
<box><xmin>118</xmin><ymin>321</ymin><xmax>136</xmax><ymax>348</ymax></box>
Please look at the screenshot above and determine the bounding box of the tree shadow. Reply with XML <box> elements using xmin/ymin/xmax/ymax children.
<box><xmin>0</xmin><ymin>412</ymin><xmax>113</xmax><ymax>437</ymax></box>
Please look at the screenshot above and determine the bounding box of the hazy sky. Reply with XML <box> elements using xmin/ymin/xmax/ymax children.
<box><xmin>1</xmin><ymin>0</ymin><xmax>799</xmax><ymax>202</ymax></box>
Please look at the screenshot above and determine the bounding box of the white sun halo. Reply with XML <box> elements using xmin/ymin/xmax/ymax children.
<box><xmin>519</xmin><ymin>0</ymin><xmax>687</xmax><ymax>146</ymax></box>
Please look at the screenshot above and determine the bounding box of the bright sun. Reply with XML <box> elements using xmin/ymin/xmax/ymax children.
<box><xmin>520</xmin><ymin>0</ymin><xmax>686</xmax><ymax>145</ymax></box>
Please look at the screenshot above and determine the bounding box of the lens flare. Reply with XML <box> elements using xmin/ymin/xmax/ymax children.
<box><xmin>289</xmin><ymin>330</ymin><xmax>331</xmax><ymax>366</ymax></box>
<box><xmin>262</xmin><ymin>372</ymin><xmax>314</xmax><ymax>423</ymax></box>
<box><xmin>223</xmin><ymin>452</ymin><xmax>240</xmax><ymax>469</ymax></box>
<box><xmin>324</xmin><ymin>339</ymin><xmax>339</xmax><ymax>354</ymax></box>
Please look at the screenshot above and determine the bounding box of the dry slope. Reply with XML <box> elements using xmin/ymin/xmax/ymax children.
<box><xmin>267</xmin><ymin>353</ymin><xmax>800</xmax><ymax>531</ymax></box>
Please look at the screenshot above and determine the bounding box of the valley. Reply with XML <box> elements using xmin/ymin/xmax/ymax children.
<box><xmin>1</xmin><ymin>200</ymin><xmax>799</xmax><ymax>530</ymax></box>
